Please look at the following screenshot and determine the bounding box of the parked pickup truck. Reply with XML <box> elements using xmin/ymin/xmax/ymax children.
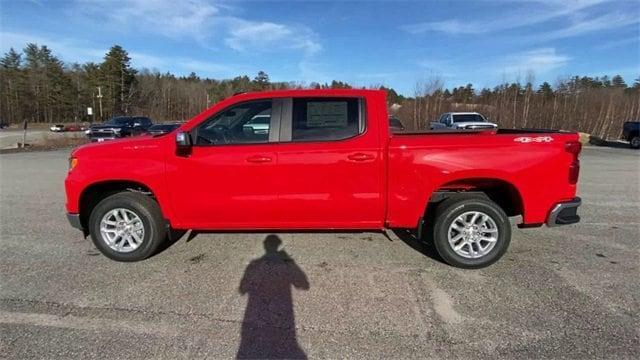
<box><xmin>622</xmin><ymin>121</ymin><xmax>639</xmax><ymax>149</ymax></box>
<box><xmin>65</xmin><ymin>89</ymin><xmax>582</xmax><ymax>268</ymax></box>
<box><xmin>86</xmin><ymin>116</ymin><xmax>153</xmax><ymax>142</ymax></box>
<box><xmin>431</xmin><ymin>112</ymin><xmax>498</xmax><ymax>130</ymax></box>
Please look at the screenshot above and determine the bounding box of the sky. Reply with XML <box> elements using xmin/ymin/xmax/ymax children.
<box><xmin>1</xmin><ymin>0</ymin><xmax>639</xmax><ymax>95</ymax></box>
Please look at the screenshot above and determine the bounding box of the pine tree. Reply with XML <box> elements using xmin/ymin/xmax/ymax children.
<box><xmin>611</xmin><ymin>75</ymin><xmax>627</xmax><ymax>88</ymax></box>
<box><xmin>100</xmin><ymin>45</ymin><xmax>137</xmax><ymax>116</ymax></box>
<box><xmin>24</xmin><ymin>43</ymin><xmax>46</xmax><ymax>121</ymax></box>
<box><xmin>0</xmin><ymin>48</ymin><xmax>26</xmax><ymax>123</ymax></box>
<box><xmin>253</xmin><ymin>71</ymin><xmax>270</xmax><ymax>90</ymax></box>
<box><xmin>537</xmin><ymin>82</ymin><xmax>554</xmax><ymax>99</ymax></box>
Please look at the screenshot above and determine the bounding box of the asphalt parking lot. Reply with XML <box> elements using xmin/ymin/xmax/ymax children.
<box><xmin>1</xmin><ymin>146</ymin><xmax>638</xmax><ymax>358</ymax></box>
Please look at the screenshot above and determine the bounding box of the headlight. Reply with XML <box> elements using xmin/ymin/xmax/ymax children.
<box><xmin>69</xmin><ymin>157</ymin><xmax>78</xmax><ymax>171</ymax></box>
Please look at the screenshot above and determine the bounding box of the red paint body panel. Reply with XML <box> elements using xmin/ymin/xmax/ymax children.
<box><xmin>386</xmin><ymin>132</ymin><xmax>578</xmax><ymax>227</ymax></box>
<box><xmin>65</xmin><ymin>89</ymin><xmax>580</xmax><ymax>232</ymax></box>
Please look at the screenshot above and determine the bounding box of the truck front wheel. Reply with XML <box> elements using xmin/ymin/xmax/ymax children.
<box><xmin>88</xmin><ymin>192</ymin><xmax>166</xmax><ymax>262</ymax></box>
<box><xmin>431</xmin><ymin>196</ymin><xmax>511</xmax><ymax>269</ymax></box>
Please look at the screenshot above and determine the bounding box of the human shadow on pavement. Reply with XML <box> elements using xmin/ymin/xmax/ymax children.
<box><xmin>236</xmin><ymin>235</ymin><xmax>309</xmax><ymax>359</ymax></box>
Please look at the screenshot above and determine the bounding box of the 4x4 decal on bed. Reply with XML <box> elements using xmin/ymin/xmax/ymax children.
<box><xmin>514</xmin><ymin>136</ymin><xmax>554</xmax><ymax>143</ymax></box>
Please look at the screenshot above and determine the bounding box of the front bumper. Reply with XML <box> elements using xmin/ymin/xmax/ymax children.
<box><xmin>67</xmin><ymin>213</ymin><xmax>83</xmax><ymax>231</ymax></box>
<box><xmin>546</xmin><ymin>197</ymin><xmax>581</xmax><ymax>227</ymax></box>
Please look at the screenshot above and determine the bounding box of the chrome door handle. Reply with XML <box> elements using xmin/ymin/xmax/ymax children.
<box><xmin>246</xmin><ymin>155</ymin><xmax>272</xmax><ymax>163</ymax></box>
<box><xmin>347</xmin><ymin>153</ymin><xmax>374</xmax><ymax>161</ymax></box>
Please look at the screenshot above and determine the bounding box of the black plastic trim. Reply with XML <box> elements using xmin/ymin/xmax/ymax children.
<box><xmin>67</xmin><ymin>213</ymin><xmax>83</xmax><ymax>231</ymax></box>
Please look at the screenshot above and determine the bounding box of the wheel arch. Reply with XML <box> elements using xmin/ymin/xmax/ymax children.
<box><xmin>78</xmin><ymin>180</ymin><xmax>164</xmax><ymax>233</ymax></box>
<box><xmin>418</xmin><ymin>177</ymin><xmax>524</xmax><ymax>236</ymax></box>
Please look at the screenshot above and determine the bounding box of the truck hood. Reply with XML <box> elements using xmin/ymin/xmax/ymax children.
<box><xmin>72</xmin><ymin>134</ymin><xmax>160</xmax><ymax>158</ymax></box>
<box><xmin>454</xmin><ymin>122</ymin><xmax>498</xmax><ymax>129</ymax></box>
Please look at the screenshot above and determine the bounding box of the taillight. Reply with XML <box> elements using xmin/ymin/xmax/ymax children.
<box><xmin>565</xmin><ymin>141</ymin><xmax>581</xmax><ymax>184</ymax></box>
<box><xmin>569</xmin><ymin>161</ymin><xmax>580</xmax><ymax>184</ymax></box>
<box><xmin>565</xmin><ymin>141</ymin><xmax>582</xmax><ymax>156</ymax></box>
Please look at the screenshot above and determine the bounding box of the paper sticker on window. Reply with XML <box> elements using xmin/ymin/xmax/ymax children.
<box><xmin>307</xmin><ymin>101</ymin><xmax>348</xmax><ymax>127</ymax></box>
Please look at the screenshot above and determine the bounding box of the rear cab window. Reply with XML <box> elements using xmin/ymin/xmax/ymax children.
<box><xmin>452</xmin><ymin>114</ymin><xmax>485</xmax><ymax>123</ymax></box>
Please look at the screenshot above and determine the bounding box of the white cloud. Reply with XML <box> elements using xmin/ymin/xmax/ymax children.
<box><xmin>74</xmin><ymin>0</ymin><xmax>321</xmax><ymax>58</ymax></box>
<box><xmin>402</xmin><ymin>0</ymin><xmax>623</xmax><ymax>37</ymax></box>
<box><xmin>224</xmin><ymin>19</ymin><xmax>321</xmax><ymax>56</ymax></box>
<box><xmin>76</xmin><ymin>0</ymin><xmax>221</xmax><ymax>41</ymax></box>
<box><xmin>68</xmin><ymin>0</ymin><xmax>322</xmax><ymax>81</ymax></box>
<box><xmin>0</xmin><ymin>31</ymin><xmax>230</xmax><ymax>77</ymax></box>
<box><xmin>536</xmin><ymin>12</ymin><xmax>639</xmax><ymax>40</ymax></box>
<box><xmin>501</xmin><ymin>48</ymin><xmax>570</xmax><ymax>75</ymax></box>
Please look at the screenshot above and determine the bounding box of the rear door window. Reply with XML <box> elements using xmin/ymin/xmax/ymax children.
<box><xmin>290</xmin><ymin>97</ymin><xmax>363</xmax><ymax>142</ymax></box>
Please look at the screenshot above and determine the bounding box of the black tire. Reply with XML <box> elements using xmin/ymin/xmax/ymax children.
<box><xmin>630</xmin><ymin>136</ymin><xmax>640</xmax><ymax>149</ymax></box>
<box><xmin>431</xmin><ymin>195</ymin><xmax>511</xmax><ymax>269</ymax></box>
<box><xmin>88</xmin><ymin>192</ymin><xmax>166</xmax><ymax>262</ymax></box>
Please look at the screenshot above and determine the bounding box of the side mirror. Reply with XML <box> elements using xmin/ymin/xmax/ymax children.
<box><xmin>175</xmin><ymin>131</ymin><xmax>192</xmax><ymax>156</ymax></box>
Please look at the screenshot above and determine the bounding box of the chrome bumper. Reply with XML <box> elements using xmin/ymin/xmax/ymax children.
<box><xmin>546</xmin><ymin>197</ymin><xmax>581</xmax><ymax>227</ymax></box>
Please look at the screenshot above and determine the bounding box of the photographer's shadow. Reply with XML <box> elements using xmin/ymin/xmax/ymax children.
<box><xmin>236</xmin><ymin>235</ymin><xmax>309</xmax><ymax>359</ymax></box>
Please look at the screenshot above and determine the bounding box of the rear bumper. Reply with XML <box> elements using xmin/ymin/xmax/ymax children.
<box><xmin>546</xmin><ymin>197</ymin><xmax>581</xmax><ymax>227</ymax></box>
<box><xmin>67</xmin><ymin>213</ymin><xmax>83</xmax><ymax>231</ymax></box>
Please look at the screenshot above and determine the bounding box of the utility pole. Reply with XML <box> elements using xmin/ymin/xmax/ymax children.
<box><xmin>92</xmin><ymin>90</ymin><xmax>96</xmax><ymax>123</ymax></box>
<box><xmin>97</xmin><ymin>86</ymin><xmax>103</xmax><ymax>120</ymax></box>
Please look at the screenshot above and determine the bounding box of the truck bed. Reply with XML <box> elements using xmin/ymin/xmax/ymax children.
<box><xmin>395</xmin><ymin>128</ymin><xmax>573</xmax><ymax>136</ymax></box>
<box><xmin>385</xmin><ymin>129</ymin><xmax>580</xmax><ymax>228</ymax></box>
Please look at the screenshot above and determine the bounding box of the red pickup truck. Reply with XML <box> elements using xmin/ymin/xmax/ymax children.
<box><xmin>65</xmin><ymin>89</ymin><xmax>581</xmax><ymax>268</ymax></box>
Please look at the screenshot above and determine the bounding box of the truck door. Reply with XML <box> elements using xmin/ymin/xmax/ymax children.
<box><xmin>166</xmin><ymin>99</ymin><xmax>283</xmax><ymax>228</ymax></box>
<box><xmin>275</xmin><ymin>96</ymin><xmax>384</xmax><ymax>228</ymax></box>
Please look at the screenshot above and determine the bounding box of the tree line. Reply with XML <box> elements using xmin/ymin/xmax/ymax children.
<box><xmin>1</xmin><ymin>43</ymin><xmax>638</xmax><ymax>139</ymax></box>
<box><xmin>397</xmin><ymin>75</ymin><xmax>639</xmax><ymax>139</ymax></box>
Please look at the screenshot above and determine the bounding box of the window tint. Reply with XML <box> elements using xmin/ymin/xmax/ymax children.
<box><xmin>106</xmin><ymin>117</ymin><xmax>132</xmax><ymax>126</ymax></box>
<box><xmin>136</xmin><ymin>117</ymin><xmax>152</xmax><ymax>126</ymax></box>
<box><xmin>291</xmin><ymin>98</ymin><xmax>362</xmax><ymax>141</ymax></box>
<box><xmin>196</xmin><ymin>100</ymin><xmax>272</xmax><ymax>145</ymax></box>
<box><xmin>452</xmin><ymin>114</ymin><xmax>485</xmax><ymax>123</ymax></box>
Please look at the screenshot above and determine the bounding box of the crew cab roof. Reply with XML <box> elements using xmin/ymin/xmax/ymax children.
<box><xmin>443</xmin><ymin>112</ymin><xmax>483</xmax><ymax>116</ymax></box>
<box><xmin>225</xmin><ymin>88</ymin><xmax>386</xmax><ymax>101</ymax></box>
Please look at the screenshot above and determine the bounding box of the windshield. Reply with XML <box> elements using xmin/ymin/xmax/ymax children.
<box><xmin>453</xmin><ymin>114</ymin><xmax>485</xmax><ymax>123</ymax></box>
<box><xmin>105</xmin><ymin>117</ymin><xmax>131</xmax><ymax>126</ymax></box>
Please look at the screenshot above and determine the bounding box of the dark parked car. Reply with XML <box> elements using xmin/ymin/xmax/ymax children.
<box><xmin>622</xmin><ymin>121</ymin><xmax>639</xmax><ymax>149</ymax></box>
<box><xmin>146</xmin><ymin>123</ymin><xmax>181</xmax><ymax>135</ymax></box>
<box><xmin>86</xmin><ymin>116</ymin><xmax>153</xmax><ymax>142</ymax></box>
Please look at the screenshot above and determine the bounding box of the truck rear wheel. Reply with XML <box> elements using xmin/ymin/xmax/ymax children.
<box><xmin>630</xmin><ymin>135</ymin><xmax>640</xmax><ymax>149</ymax></box>
<box><xmin>88</xmin><ymin>192</ymin><xmax>166</xmax><ymax>262</ymax></box>
<box><xmin>431</xmin><ymin>196</ymin><xmax>511</xmax><ymax>269</ymax></box>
